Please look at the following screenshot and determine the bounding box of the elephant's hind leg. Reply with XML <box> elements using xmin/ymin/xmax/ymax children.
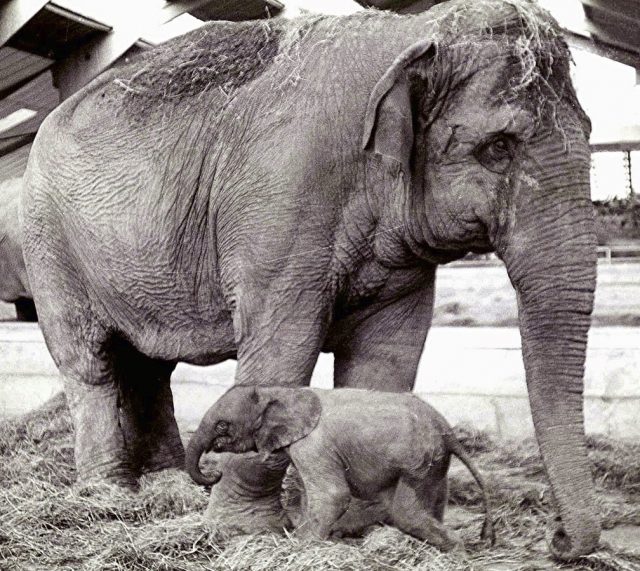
<box><xmin>57</xmin><ymin>325</ymin><xmax>138</xmax><ymax>487</ymax></box>
<box><xmin>114</xmin><ymin>341</ymin><xmax>184</xmax><ymax>475</ymax></box>
<box><xmin>391</xmin><ymin>477</ymin><xmax>461</xmax><ymax>552</ymax></box>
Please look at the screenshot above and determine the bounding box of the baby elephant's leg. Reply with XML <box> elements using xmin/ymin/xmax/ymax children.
<box><xmin>429</xmin><ymin>478</ymin><xmax>448</xmax><ymax>522</ymax></box>
<box><xmin>391</xmin><ymin>477</ymin><xmax>462</xmax><ymax>552</ymax></box>
<box><xmin>331</xmin><ymin>495</ymin><xmax>392</xmax><ymax>538</ymax></box>
<box><xmin>291</xmin><ymin>452</ymin><xmax>351</xmax><ymax>540</ymax></box>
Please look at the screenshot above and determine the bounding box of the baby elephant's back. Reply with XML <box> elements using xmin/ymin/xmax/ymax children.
<box><xmin>315</xmin><ymin>389</ymin><xmax>450</xmax><ymax>469</ymax></box>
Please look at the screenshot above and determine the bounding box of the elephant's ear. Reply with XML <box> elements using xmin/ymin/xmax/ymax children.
<box><xmin>255</xmin><ymin>388</ymin><xmax>322</xmax><ymax>453</ymax></box>
<box><xmin>362</xmin><ymin>39</ymin><xmax>435</xmax><ymax>172</ymax></box>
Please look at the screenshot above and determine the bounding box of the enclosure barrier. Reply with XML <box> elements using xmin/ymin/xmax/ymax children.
<box><xmin>1</xmin><ymin>323</ymin><xmax>638</xmax><ymax>441</ymax></box>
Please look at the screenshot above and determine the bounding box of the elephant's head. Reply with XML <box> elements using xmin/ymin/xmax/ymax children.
<box><xmin>363</xmin><ymin>0</ymin><xmax>598</xmax><ymax>560</ymax></box>
<box><xmin>186</xmin><ymin>386</ymin><xmax>321</xmax><ymax>485</ymax></box>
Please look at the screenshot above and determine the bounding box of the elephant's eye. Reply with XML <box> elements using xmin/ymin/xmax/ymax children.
<box><xmin>215</xmin><ymin>421</ymin><xmax>229</xmax><ymax>435</ymax></box>
<box><xmin>490</xmin><ymin>137</ymin><xmax>510</xmax><ymax>156</ymax></box>
<box><xmin>474</xmin><ymin>134</ymin><xmax>517</xmax><ymax>174</ymax></box>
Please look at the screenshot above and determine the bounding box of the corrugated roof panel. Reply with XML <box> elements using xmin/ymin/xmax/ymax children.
<box><xmin>7</xmin><ymin>5</ymin><xmax>107</xmax><ymax>59</ymax></box>
<box><xmin>0</xmin><ymin>143</ymin><xmax>31</xmax><ymax>183</ymax></box>
<box><xmin>583</xmin><ymin>3</ymin><xmax>640</xmax><ymax>55</ymax></box>
<box><xmin>8</xmin><ymin>71</ymin><xmax>59</xmax><ymax>111</ymax></box>
<box><xmin>190</xmin><ymin>0</ymin><xmax>283</xmax><ymax>21</ymax></box>
<box><xmin>355</xmin><ymin>0</ymin><xmax>440</xmax><ymax>11</ymax></box>
<box><xmin>0</xmin><ymin>71</ymin><xmax>58</xmax><ymax>138</ymax></box>
<box><xmin>0</xmin><ymin>47</ymin><xmax>52</xmax><ymax>93</ymax></box>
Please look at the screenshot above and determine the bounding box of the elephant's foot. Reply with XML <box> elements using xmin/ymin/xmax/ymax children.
<box><xmin>76</xmin><ymin>447</ymin><xmax>139</xmax><ymax>490</ymax></box>
<box><xmin>204</xmin><ymin>452</ymin><xmax>291</xmax><ymax>533</ymax></box>
<box><xmin>138</xmin><ymin>432</ymin><xmax>185</xmax><ymax>474</ymax></box>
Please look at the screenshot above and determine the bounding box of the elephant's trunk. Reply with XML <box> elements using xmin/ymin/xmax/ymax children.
<box><xmin>186</xmin><ymin>414</ymin><xmax>222</xmax><ymax>486</ymax></box>
<box><xmin>497</xmin><ymin>132</ymin><xmax>600</xmax><ymax>559</ymax></box>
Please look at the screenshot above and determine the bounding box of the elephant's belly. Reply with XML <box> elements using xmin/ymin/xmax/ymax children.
<box><xmin>117</xmin><ymin>303</ymin><xmax>237</xmax><ymax>365</ymax></box>
<box><xmin>345</xmin><ymin>467</ymin><xmax>399</xmax><ymax>501</ymax></box>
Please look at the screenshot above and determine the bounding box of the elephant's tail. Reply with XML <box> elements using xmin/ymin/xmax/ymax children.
<box><xmin>444</xmin><ymin>431</ymin><xmax>495</xmax><ymax>546</ymax></box>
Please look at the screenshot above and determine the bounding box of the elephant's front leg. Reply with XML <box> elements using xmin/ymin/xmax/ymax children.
<box><xmin>289</xmin><ymin>446</ymin><xmax>351</xmax><ymax>540</ymax></box>
<box><xmin>206</xmin><ymin>282</ymin><xmax>332</xmax><ymax>530</ymax></box>
<box><xmin>331</xmin><ymin>266</ymin><xmax>436</xmax><ymax>392</ymax></box>
<box><xmin>205</xmin><ymin>452</ymin><xmax>292</xmax><ymax>533</ymax></box>
<box><xmin>324</xmin><ymin>271</ymin><xmax>435</xmax><ymax>530</ymax></box>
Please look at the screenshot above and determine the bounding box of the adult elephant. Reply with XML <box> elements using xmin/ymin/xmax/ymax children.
<box><xmin>0</xmin><ymin>178</ymin><xmax>37</xmax><ymax>321</ymax></box>
<box><xmin>22</xmin><ymin>0</ymin><xmax>599</xmax><ymax>559</ymax></box>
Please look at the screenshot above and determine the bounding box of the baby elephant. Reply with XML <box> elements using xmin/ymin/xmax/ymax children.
<box><xmin>186</xmin><ymin>386</ymin><xmax>494</xmax><ymax>551</ymax></box>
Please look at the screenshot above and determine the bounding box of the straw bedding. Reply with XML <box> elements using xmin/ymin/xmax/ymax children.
<box><xmin>1</xmin><ymin>393</ymin><xmax>639</xmax><ymax>570</ymax></box>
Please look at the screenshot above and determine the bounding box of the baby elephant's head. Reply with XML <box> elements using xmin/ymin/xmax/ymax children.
<box><xmin>186</xmin><ymin>385</ymin><xmax>321</xmax><ymax>486</ymax></box>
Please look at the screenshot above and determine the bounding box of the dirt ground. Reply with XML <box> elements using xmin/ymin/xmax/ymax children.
<box><xmin>1</xmin><ymin>394</ymin><xmax>639</xmax><ymax>571</ymax></box>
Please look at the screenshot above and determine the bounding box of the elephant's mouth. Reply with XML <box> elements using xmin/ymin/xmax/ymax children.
<box><xmin>212</xmin><ymin>436</ymin><xmax>233</xmax><ymax>452</ymax></box>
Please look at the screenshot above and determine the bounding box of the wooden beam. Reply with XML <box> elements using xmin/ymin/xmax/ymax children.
<box><xmin>0</xmin><ymin>0</ymin><xmax>50</xmax><ymax>47</ymax></box>
<box><xmin>580</xmin><ymin>0</ymin><xmax>640</xmax><ymax>23</ymax></box>
<box><xmin>161</xmin><ymin>0</ymin><xmax>221</xmax><ymax>21</ymax></box>
<box><xmin>44</xmin><ymin>3</ymin><xmax>111</xmax><ymax>32</ymax></box>
<box><xmin>564</xmin><ymin>30</ymin><xmax>640</xmax><ymax>70</ymax></box>
<box><xmin>0</xmin><ymin>66</ymin><xmax>52</xmax><ymax>101</ymax></box>
<box><xmin>583</xmin><ymin>21</ymin><xmax>640</xmax><ymax>61</ymax></box>
<box><xmin>0</xmin><ymin>132</ymin><xmax>37</xmax><ymax>158</ymax></box>
<box><xmin>591</xmin><ymin>141</ymin><xmax>640</xmax><ymax>152</ymax></box>
<box><xmin>52</xmin><ymin>0</ymin><xmax>213</xmax><ymax>100</ymax></box>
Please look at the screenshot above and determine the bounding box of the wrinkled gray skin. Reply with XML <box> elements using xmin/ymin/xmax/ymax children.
<box><xmin>22</xmin><ymin>0</ymin><xmax>599</xmax><ymax>559</ymax></box>
<box><xmin>187</xmin><ymin>386</ymin><xmax>494</xmax><ymax>551</ymax></box>
<box><xmin>0</xmin><ymin>178</ymin><xmax>37</xmax><ymax>322</ymax></box>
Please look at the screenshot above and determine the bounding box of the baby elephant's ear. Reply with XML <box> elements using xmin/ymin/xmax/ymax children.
<box><xmin>255</xmin><ymin>388</ymin><xmax>321</xmax><ymax>453</ymax></box>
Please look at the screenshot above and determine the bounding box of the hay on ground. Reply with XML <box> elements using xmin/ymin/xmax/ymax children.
<box><xmin>1</xmin><ymin>396</ymin><xmax>639</xmax><ymax>570</ymax></box>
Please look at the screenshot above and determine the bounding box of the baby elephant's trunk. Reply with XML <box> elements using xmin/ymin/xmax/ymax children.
<box><xmin>186</xmin><ymin>424</ymin><xmax>223</xmax><ymax>486</ymax></box>
<box><xmin>444</xmin><ymin>432</ymin><xmax>495</xmax><ymax>545</ymax></box>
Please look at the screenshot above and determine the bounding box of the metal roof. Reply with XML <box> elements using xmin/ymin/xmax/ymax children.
<box><xmin>0</xmin><ymin>70</ymin><xmax>58</xmax><ymax>140</ymax></box>
<box><xmin>356</xmin><ymin>0</ymin><xmax>440</xmax><ymax>13</ymax></box>
<box><xmin>7</xmin><ymin>4</ymin><xmax>110</xmax><ymax>60</ymax></box>
<box><xmin>0</xmin><ymin>47</ymin><xmax>51</xmax><ymax>96</ymax></box>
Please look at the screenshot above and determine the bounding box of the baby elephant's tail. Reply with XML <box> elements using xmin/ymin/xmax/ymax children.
<box><xmin>444</xmin><ymin>432</ymin><xmax>495</xmax><ymax>546</ymax></box>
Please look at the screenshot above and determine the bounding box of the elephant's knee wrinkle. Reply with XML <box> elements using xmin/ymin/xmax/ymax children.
<box><xmin>333</xmin><ymin>490</ymin><xmax>351</xmax><ymax>514</ymax></box>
